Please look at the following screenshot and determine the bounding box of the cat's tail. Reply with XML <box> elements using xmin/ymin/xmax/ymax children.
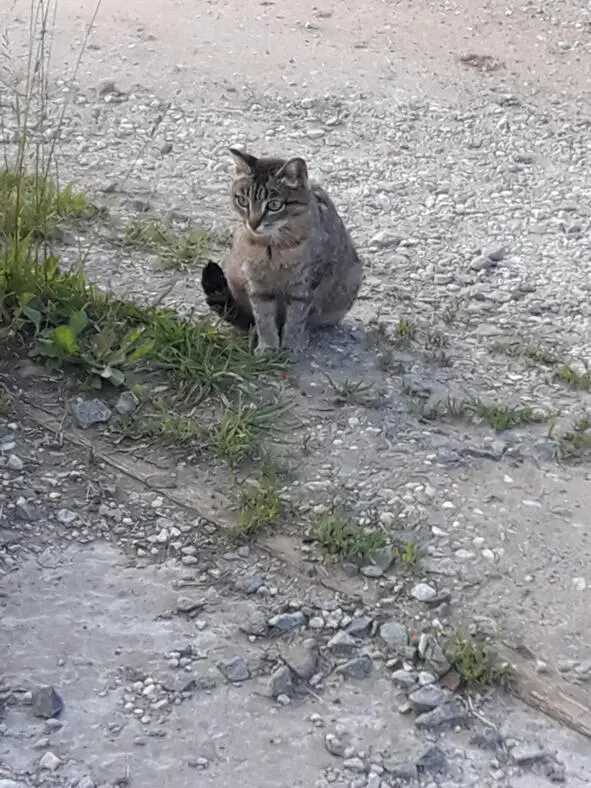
<box><xmin>201</xmin><ymin>262</ymin><xmax>254</xmax><ymax>331</ymax></box>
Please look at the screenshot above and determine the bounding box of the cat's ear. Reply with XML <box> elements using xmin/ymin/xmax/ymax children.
<box><xmin>276</xmin><ymin>157</ymin><xmax>308</xmax><ymax>189</ymax></box>
<box><xmin>229</xmin><ymin>148</ymin><xmax>257</xmax><ymax>175</ymax></box>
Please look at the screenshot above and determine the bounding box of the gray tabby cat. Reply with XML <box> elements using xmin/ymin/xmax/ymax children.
<box><xmin>201</xmin><ymin>148</ymin><xmax>362</xmax><ymax>356</ymax></box>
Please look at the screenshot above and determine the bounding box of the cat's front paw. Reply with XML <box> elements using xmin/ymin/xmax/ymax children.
<box><xmin>254</xmin><ymin>340</ymin><xmax>280</xmax><ymax>357</ymax></box>
<box><xmin>281</xmin><ymin>332</ymin><xmax>310</xmax><ymax>359</ymax></box>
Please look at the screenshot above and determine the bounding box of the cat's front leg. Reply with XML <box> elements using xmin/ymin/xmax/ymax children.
<box><xmin>281</xmin><ymin>296</ymin><xmax>312</xmax><ymax>356</ymax></box>
<box><xmin>250</xmin><ymin>293</ymin><xmax>281</xmax><ymax>356</ymax></box>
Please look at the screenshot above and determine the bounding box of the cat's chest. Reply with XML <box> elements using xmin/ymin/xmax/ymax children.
<box><xmin>237</xmin><ymin>244</ymin><xmax>305</xmax><ymax>286</ymax></box>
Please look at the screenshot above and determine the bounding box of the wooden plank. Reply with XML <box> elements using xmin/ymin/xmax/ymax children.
<box><xmin>499</xmin><ymin>643</ymin><xmax>591</xmax><ymax>740</ymax></box>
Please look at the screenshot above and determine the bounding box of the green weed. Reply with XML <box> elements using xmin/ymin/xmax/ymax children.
<box><xmin>123</xmin><ymin>218</ymin><xmax>215</xmax><ymax>269</ymax></box>
<box><xmin>556</xmin><ymin>415</ymin><xmax>591</xmax><ymax>462</ymax></box>
<box><xmin>314</xmin><ymin>511</ymin><xmax>388</xmax><ymax>563</ymax></box>
<box><xmin>0</xmin><ymin>169</ymin><xmax>93</xmax><ymax>241</ymax></box>
<box><xmin>553</xmin><ymin>363</ymin><xmax>591</xmax><ymax>390</ymax></box>
<box><xmin>448</xmin><ymin>633</ymin><xmax>515</xmax><ymax>689</ymax></box>
<box><xmin>395</xmin><ymin>540</ymin><xmax>423</xmax><ymax>570</ymax></box>
<box><xmin>237</xmin><ymin>475</ymin><xmax>282</xmax><ymax>535</ymax></box>
<box><xmin>469</xmin><ymin>401</ymin><xmax>544</xmax><ymax>431</ymax></box>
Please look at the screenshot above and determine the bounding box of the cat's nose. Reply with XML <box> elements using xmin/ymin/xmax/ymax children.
<box><xmin>247</xmin><ymin>214</ymin><xmax>264</xmax><ymax>232</ymax></box>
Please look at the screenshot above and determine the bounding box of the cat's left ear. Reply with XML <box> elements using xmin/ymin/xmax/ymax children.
<box><xmin>229</xmin><ymin>148</ymin><xmax>258</xmax><ymax>175</ymax></box>
<box><xmin>276</xmin><ymin>157</ymin><xmax>308</xmax><ymax>189</ymax></box>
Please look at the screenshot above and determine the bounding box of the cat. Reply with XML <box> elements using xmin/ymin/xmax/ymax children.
<box><xmin>201</xmin><ymin>148</ymin><xmax>362</xmax><ymax>356</ymax></box>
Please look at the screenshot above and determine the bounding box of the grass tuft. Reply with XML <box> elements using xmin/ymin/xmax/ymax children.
<box><xmin>395</xmin><ymin>540</ymin><xmax>423</xmax><ymax>570</ymax></box>
<box><xmin>0</xmin><ymin>170</ymin><xmax>95</xmax><ymax>241</ymax></box>
<box><xmin>555</xmin><ymin>415</ymin><xmax>591</xmax><ymax>462</ymax></box>
<box><xmin>553</xmin><ymin>363</ymin><xmax>591</xmax><ymax>390</ymax></box>
<box><xmin>313</xmin><ymin>510</ymin><xmax>388</xmax><ymax>563</ymax></box>
<box><xmin>237</xmin><ymin>471</ymin><xmax>283</xmax><ymax>535</ymax></box>
<box><xmin>469</xmin><ymin>401</ymin><xmax>543</xmax><ymax>431</ymax></box>
<box><xmin>448</xmin><ymin>633</ymin><xmax>515</xmax><ymax>689</ymax></box>
<box><xmin>210</xmin><ymin>396</ymin><xmax>286</xmax><ymax>466</ymax></box>
<box><xmin>394</xmin><ymin>316</ymin><xmax>416</xmax><ymax>342</ymax></box>
<box><xmin>122</xmin><ymin>218</ymin><xmax>227</xmax><ymax>270</ymax></box>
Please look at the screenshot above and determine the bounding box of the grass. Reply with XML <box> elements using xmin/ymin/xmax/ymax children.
<box><xmin>555</xmin><ymin>415</ymin><xmax>591</xmax><ymax>462</ymax></box>
<box><xmin>122</xmin><ymin>218</ymin><xmax>231</xmax><ymax>271</ymax></box>
<box><xmin>448</xmin><ymin>632</ymin><xmax>515</xmax><ymax>689</ymax></box>
<box><xmin>322</xmin><ymin>373</ymin><xmax>375</xmax><ymax>406</ymax></box>
<box><xmin>394</xmin><ymin>316</ymin><xmax>416</xmax><ymax>343</ymax></box>
<box><xmin>395</xmin><ymin>540</ymin><xmax>423</xmax><ymax>570</ymax></box>
<box><xmin>524</xmin><ymin>345</ymin><xmax>560</xmax><ymax>366</ymax></box>
<box><xmin>491</xmin><ymin>342</ymin><xmax>591</xmax><ymax>389</ymax></box>
<box><xmin>417</xmin><ymin>393</ymin><xmax>546</xmax><ymax>432</ymax></box>
<box><xmin>553</xmin><ymin>363</ymin><xmax>591</xmax><ymax>390</ymax></box>
<box><xmin>210</xmin><ymin>396</ymin><xmax>287</xmax><ymax>465</ymax></box>
<box><xmin>313</xmin><ymin>510</ymin><xmax>388</xmax><ymax>563</ymax></box>
<box><xmin>122</xmin><ymin>218</ymin><xmax>213</xmax><ymax>269</ymax></box>
<box><xmin>236</xmin><ymin>461</ymin><xmax>284</xmax><ymax>535</ymax></box>
<box><xmin>469</xmin><ymin>401</ymin><xmax>544</xmax><ymax>431</ymax></box>
<box><xmin>0</xmin><ymin>170</ymin><xmax>94</xmax><ymax>240</ymax></box>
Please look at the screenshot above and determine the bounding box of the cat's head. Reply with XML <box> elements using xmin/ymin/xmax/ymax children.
<box><xmin>228</xmin><ymin>148</ymin><xmax>311</xmax><ymax>244</ymax></box>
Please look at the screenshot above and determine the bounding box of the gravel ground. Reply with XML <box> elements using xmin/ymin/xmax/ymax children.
<box><xmin>3</xmin><ymin>410</ymin><xmax>591</xmax><ymax>788</ymax></box>
<box><xmin>2</xmin><ymin>0</ymin><xmax>591</xmax><ymax>785</ymax></box>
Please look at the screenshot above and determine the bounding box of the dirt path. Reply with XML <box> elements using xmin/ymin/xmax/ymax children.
<box><xmin>1</xmin><ymin>0</ymin><xmax>591</xmax><ymax>786</ymax></box>
<box><xmin>5</xmin><ymin>0</ymin><xmax>591</xmax><ymax>101</ymax></box>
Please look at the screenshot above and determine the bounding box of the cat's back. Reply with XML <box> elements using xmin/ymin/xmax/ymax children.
<box><xmin>309</xmin><ymin>182</ymin><xmax>358</xmax><ymax>258</ymax></box>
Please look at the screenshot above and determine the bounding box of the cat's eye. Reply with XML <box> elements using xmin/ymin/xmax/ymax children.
<box><xmin>266</xmin><ymin>198</ymin><xmax>284</xmax><ymax>212</ymax></box>
<box><xmin>234</xmin><ymin>194</ymin><xmax>248</xmax><ymax>208</ymax></box>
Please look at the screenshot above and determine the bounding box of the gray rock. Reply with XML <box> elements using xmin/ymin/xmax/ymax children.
<box><xmin>219</xmin><ymin>657</ymin><xmax>250</xmax><ymax>683</ymax></box>
<box><xmin>0</xmin><ymin>781</ymin><xmax>29</xmax><ymax>788</ymax></box>
<box><xmin>380</xmin><ymin>621</ymin><xmax>409</xmax><ymax>650</ymax></box>
<box><xmin>6</xmin><ymin>455</ymin><xmax>24</xmax><ymax>471</ymax></box>
<box><xmin>328</xmin><ymin>630</ymin><xmax>358</xmax><ymax>656</ymax></box>
<box><xmin>77</xmin><ymin>777</ymin><xmax>96</xmax><ymax>788</ymax></box>
<box><xmin>415</xmin><ymin>701</ymin><xmax>468</xmax><ymax>730</ymax></box>
<box><xmin>240</xmin><ymin>609</ymin><xmax>268</xmax><ymax>637</ymax></box>
<box><xmin>418</xmin><ymin>633</ymin><xmax>452</xmax><ymax>677</ymax></box>
<box><xmin>343</xmin><ymin>757</ymin><xmax>366</xmax><ymax>773</ymax></box>
<box><xmin>511</xmin><ymin>744</ymin><xmax>548</xmax><ymax>766</ymax></box>
<box><xmin>56</xmin><ymin>508</ymin><xmax>77</xmax><ymax>526</ymax></box>
<box><xmin>236</xmin><ymin>572</ymin><xmax>265</xmax><ymax>595</ymax></box>
<box><xmin>72</xmin><ymin>397</ymin><xmax>112</xmax><ymax>429</ymax></box>
<box><xmin>369</xmin><ymin>230</ymin><xmax>401</xmax><ymax>249</ymax></box>
<box><xmin>410</xmin><ymin>583</ymin><xmax>437</xmax><ymax>602</ymax></box>
<box><xmin>324</xmin><ymin>733</ymin><xmax>348</xmax><ymax>758</ymax></box>
<box><xmin>484</xmin><ymin>245</ymin><xmax>506</xmax><ymax>262</ymax></box>
<box><xmin>176</xmin><ymin>596</ymin><xmax>206</xmax><ymax>615</ymax></box>
<box><xmin>337</xmin><ymin>655</ymin><xmax>373</xmax><ymax>679</ymax></box>
<box><xmin>115</xmin><ymin>391</ymin><xmax>139</xmax><ymax>414</ymax></box>
<box><xmin>268</xmin><ymin>665</ymin><xmax>294</xmax><ymax>698</ymax></box>
<box><xmin>471</xmin><ymin>727</ymin><xmax>505</xmax><ymax>751</ymax></box>
<box><xmin>283</xmin><ymin>640</ymin><xmax>318</xmax><ymax>681</ymax></box>
<box><xmin>416</xmin><ymin>745</ymin><xmax>447</xmax><ymax>776</ymax></box>
<box><xmin>31</xmin><ymin>686</ymin><xmax>63</xmax><ymax>719</ymax></box>
<box><xmin>392</xmin><ymin>669</ymin><xmax>418</xmax><ymax>688</ymax></box>
<box><xmin>418</xmin><ymin>671</ymin><xmax>436</xmax><ymax>686</ymax></box>
<box><xmin>16</xmin><ymin>498</ymin><xmax>42</xmax><ymax>522</ymax></box>
<box><xmin>345</xmin><ymin>616</ymin><xmax>373</xmax><ymax>638</ymax></box>
<box><xmin>369</xmin><ymin>546</ymin><xmax>396</xmax><ymax>571</ymax></box>
<box><xmin>39</xmin><ymin>751</ymin><xmax>62</xmax><ymax>770</ymax></box>
<box><xmin>360</xmin><ymin>565</ymin><xmax>383</xmax><ymax>578</ymax></box>
<box><xmin>268</xmin><ymin>611</ymin><xmax>306</xmax><ymax>632</ymax></box>
<box><xmin>384</xmin><ymin>763</ymin><xmax>417</xmax><ymax>781</ymax></box>
<box><xmin>409</xmin><ymin>685</ymin><xmax>446</xmax><ymax>712</ymax></box>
